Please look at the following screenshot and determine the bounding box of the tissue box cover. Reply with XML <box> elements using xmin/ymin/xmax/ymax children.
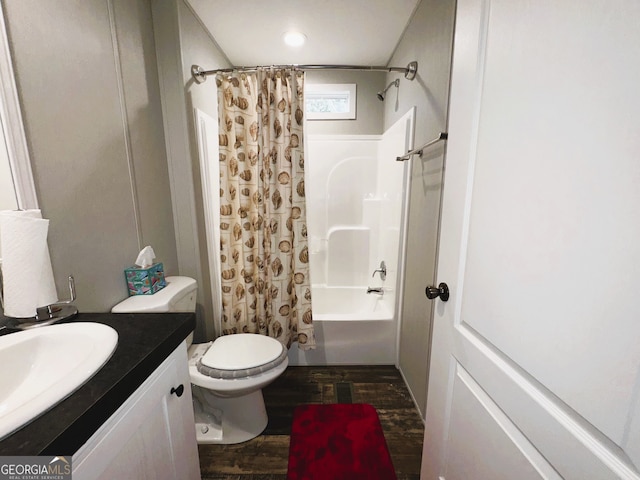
<box><xmin>124</xmin><ymin>262</ymin><xmax>166</xmax><ymax>295</ymax></box>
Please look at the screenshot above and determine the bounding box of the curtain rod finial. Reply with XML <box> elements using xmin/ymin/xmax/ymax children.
<box><xmin>192</xmin><ymin>65</ymin><xmax>207</xmax><ymax>84</ymax></box>
<box><xmin>405</xmin><ymin>61</ymin><xmax>418</xmax><ymax>80</ymax></box>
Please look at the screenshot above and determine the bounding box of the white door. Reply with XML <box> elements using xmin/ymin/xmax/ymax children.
<box><xmin>422</xmin><ymin>0</ymin><xmax>640</xmax><ymax>479</ymax></box>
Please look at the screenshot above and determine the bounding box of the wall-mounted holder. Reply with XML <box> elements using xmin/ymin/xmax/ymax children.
<box><xmin>396</xmin><ymin>132</ymin><xmax>448</xmax><ymax>162</ymax></box>
<box><xmin>0</xmin><ymin>275</ymin><xmax>78</xmax><ymax>330</ymax></box>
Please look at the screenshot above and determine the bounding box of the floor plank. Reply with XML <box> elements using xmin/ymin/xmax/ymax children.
<box><xmin>198</xmin><ymin>365</ymin><xmax>424</xmax><ymax>479</ymax></box>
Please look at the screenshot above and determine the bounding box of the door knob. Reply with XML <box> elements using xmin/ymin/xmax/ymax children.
<box><xmin>425</xmin><ymin>282</ymin><xmax>449</xmax><ymax>302</ymax></box>
<box><xmin>170</xmin><ymin>384</ymin><xmax>185</xmax><ymax>397</ymax></box>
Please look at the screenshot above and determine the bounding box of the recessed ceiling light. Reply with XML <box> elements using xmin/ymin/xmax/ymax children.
<box><xmin>283</xmin><ymin>31</ymin><xmax>306</xmax><ymax>47</ymax></box>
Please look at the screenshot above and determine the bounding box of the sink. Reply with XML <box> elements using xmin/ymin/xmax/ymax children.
<box><xmin>0</xmin><ymin>322</ymin><xmax>118</xmax><ymax>439</ymax></box>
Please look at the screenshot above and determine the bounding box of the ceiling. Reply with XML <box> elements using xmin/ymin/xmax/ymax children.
<box><xmin>185</xmin><ymin>0</ymin><xmax>421</xmax><ymax>66</ymax></box>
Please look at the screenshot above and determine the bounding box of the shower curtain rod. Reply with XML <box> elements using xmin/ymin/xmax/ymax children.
<box><xmin>191</xmin><ymin>61</ymin><xmax>418</xmax><ymax>84</ymax></box>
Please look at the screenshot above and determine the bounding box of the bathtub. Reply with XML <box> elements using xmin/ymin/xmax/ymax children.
<box><xmin>287</xmin><ymin>285</ymin><xmax>397</xmax><ymax>366</ymax></box>
<box><xmin>311</xmin><ymin>286</ymin><xmax>393</xmax><ymax>321</ymax></box>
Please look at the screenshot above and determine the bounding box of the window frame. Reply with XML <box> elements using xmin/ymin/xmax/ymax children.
<box><xmin>304</xmin><ymin>83</ymin><xmax>357</xmax><ymax>120</ymax></box>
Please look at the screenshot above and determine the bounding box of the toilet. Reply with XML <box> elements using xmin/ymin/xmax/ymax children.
<box><xmin>111</xmin><ymin>276</ymin><xmax>288</xmax><ymax>444</ymax></box>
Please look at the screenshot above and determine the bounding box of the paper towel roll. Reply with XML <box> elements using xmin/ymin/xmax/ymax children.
<box><xmin>16</xmin><ymin>209</ymin><xmax>58</xmax><ymax>307</ymax></box>
<box><xmin>0</xmin><ymin>210</ymin><xmax>58</xmax><ymax>318</ymax></box>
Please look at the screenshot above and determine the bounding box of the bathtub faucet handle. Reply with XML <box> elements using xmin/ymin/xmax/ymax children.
<box><xmin>367</xmin><ymin>287</ymin><xmax>384</xmax><ymax>295</ymax></box>
<box><xmin>372</xmin><ymin>261</ymin><xmax>387</xmax><ymax>281</ymax></box>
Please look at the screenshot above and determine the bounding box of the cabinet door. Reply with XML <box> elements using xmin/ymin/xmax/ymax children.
<box><xmin>73</xmin><ymin>342</ymin><xmax>200</xmax><ymax>480</ymax></box>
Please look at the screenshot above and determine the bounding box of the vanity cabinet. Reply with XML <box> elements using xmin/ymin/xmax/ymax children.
<box><xmin>72</xmin><ymin>341</ymin><xmax>200</xmax><ymax>480</ymax></box>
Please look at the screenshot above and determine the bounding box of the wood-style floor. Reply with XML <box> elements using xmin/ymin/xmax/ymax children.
<box><xmin>198</xmin><ymin>365</ymin><xmax>424</xmax><ymax>480</ymax></box>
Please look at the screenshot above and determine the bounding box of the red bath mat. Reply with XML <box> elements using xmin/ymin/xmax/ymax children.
<box><xmin>287</xmin><ymin>404</ymin><xmax>397</xmax><ymax>480</ymax></box>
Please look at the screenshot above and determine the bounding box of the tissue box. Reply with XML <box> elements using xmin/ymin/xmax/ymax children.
<box><xmin>124</xmin><ymin>262</ymin><xmax>166</xmax><ymax>296</ymax></box>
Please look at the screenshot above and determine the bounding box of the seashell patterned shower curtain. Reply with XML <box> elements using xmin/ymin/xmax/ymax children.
<box><xmin>216</xmin><ymin>68</ymin><xmax>315</xmax><ymax>350</ymax></box>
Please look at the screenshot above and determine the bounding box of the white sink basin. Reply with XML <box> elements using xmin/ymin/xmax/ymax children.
<box><xmin>0</xmin><ymin>322</ymin><xmax>118</xmax><ymax>439</ymax></box>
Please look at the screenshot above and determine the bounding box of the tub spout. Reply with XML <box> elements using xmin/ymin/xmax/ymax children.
<box><xmin>366</xmin><ymin>287</ymin><xmax>384</xmax><ymax>295</ymax></box>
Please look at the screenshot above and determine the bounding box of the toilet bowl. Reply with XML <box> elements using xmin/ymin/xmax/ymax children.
<box><xmin>111</xmin><ymin>276</ymin><xmax>288</xmax><ymax>444</ymax></box>
<box><xmin>189</xmin><ymin>336</ymin><xmax>288</xmax><ymax>444</ymax></box>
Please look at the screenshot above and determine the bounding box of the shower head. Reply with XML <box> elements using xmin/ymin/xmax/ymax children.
<box><xmin>377</xmin><ymin>79</ymin><xmax>400</xmax><ymax>101</ymax></box>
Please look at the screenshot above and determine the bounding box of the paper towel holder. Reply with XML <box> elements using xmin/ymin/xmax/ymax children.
<box><xmin>0</xmin><ymin>275</ymin><xmax>79</xmax><ymax>330</ymax></box>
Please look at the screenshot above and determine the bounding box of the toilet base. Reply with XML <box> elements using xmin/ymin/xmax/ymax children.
<box><xmin>192</xmin><ymin>386</ymin><xmax>268</xmax><ymax>444</ymax></box>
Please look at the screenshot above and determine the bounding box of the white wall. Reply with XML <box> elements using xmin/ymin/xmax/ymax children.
<box><xmin>177</xmin><ymin>0</ymin><xmax>229</xmax><ymax>339</ymax></box>
<box><xmin>3</xmin><ymin>0</ymin><xmax>178</xmax><ymax>311</ymax></box>
<box><xmin>384</xmin><ymin>0</ymin><xmax>457</xmax><ymax>417</ymax></box>
<box><xmin>152</xmin><ymin>0</ymin><xmax>231</xmax><ymax>340</ymax></box>
<box><xmin>0</xmin><ymin>140</ymin><xmax>16</xmax><ymax>213</ymax></box>
<box><xmin>306</xmin><ymin>70</ymin><xmax>386</xmax><ymax>136</ymax></box>
<box><xmin>0</xmin><ymin>135</ymin><xmax>17</xmax><ymax>259</ymax></box>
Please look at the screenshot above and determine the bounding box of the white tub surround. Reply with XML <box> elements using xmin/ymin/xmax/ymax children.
<box><xmin>291</xmin><ymin>109</ymin><xmax>415</xmax><ymax>366</ymax></box>
<box><xmin>312</xmin><ymin>286</ymin><xmax>393</xmax><ymax>321</ymax></box>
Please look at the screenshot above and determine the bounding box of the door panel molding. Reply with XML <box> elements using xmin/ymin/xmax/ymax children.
<box><xmin>445</xmin><ymin>363</ymin><xmax>559</xmax><ymax>479</ymax></box>
<box><xmin>459</xmin><ymin>323</ymin><xmax>639</xmax><ymax>479</ymax></box>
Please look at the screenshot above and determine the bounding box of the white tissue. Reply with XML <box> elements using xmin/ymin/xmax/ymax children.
<box><xmin>0</xmin><ymin>209</ymin><xmax>58</xmax><ymax>318</ymax></box>
<box><xmin>135</xmin><ymin>245</ymin><xmax>156</xmax><ymax>268</ymax></box>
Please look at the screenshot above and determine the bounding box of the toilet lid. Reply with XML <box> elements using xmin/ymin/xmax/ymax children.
<box><xmin>201</xmin><ymin>334</ymin><xmax>285</xmax><ymax>370</ymax></box>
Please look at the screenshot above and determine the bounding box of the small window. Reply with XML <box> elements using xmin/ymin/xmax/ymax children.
<box><xmin>305</xmin><ymin>84</ymin><xmax>356</xmax><ymax>120</ymax></box>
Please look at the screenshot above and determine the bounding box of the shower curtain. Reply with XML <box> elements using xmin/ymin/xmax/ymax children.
<box><xmin>216</xmin><ymin>68</ymin><xmax>315</xmax><ymax>350</ymax></box>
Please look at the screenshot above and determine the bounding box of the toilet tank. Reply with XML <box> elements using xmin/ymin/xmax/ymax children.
<box><xmin>112</xmin><ymin>276</ymin><xmax>197</xmax><ymax>346</ymax></box>
<box><xmin>111</xmin><ymin>276</ymin><xmax>197</xmax><ymax>313</ymax></box>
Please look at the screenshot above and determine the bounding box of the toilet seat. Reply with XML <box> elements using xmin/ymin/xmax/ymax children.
<box><xmin>197</xmin><ymin>334</ymin><xmax>287</xmax><ymax>380</ymax></box>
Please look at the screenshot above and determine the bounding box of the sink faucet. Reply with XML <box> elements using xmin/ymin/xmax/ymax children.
<box><xmin>367</xmin><ymin>287</ymin><xmax>384</xmax><ymax>295</ymax></box>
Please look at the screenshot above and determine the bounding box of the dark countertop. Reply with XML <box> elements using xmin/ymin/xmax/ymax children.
<box><xmin>0</xmin><ymin>312</ymin><xmax>195</xmax><ymax>456</ymax></box>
